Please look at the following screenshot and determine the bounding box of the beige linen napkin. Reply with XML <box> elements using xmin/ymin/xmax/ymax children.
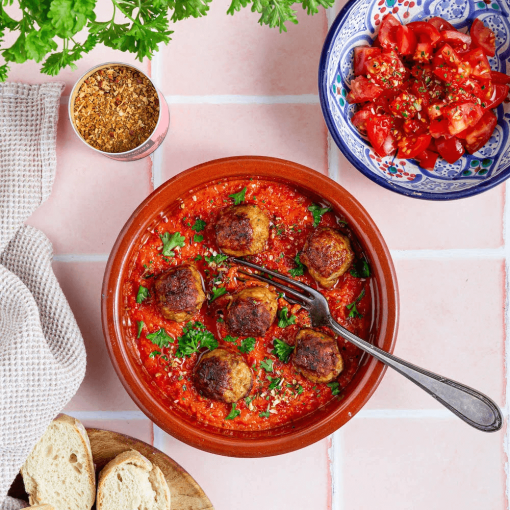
<box><xmin>0</xmin><ymin>83</ymin><xmax>87</xmax><ymax>509</ymax></box>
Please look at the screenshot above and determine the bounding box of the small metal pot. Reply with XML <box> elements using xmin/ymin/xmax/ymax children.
<box><xmin>69</xmin><ymin>62</ymin><xmax>170</xmax><ymax>161</ymax></box>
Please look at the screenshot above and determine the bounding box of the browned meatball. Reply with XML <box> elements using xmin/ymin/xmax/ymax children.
<box><xmin>292</xmin><ymin>329</ymin><xmax>343</xmax><ymax>384</ymax></box>
<box><xmin>215</xmin><ymin>204</ymin><xmax>269</xmax><ymax>256</ymax></box>
<box><xmin>225</xmin><ymin>286</ymin><xmax>277</xmax><ymax>337</ymax></box>
<box><xmin>153</xmin><ymin>264</ymin><xmax>206</xmax><ymax>323</ymax></box>
<box><xmin>300</xmin><ymin>227</ymin><xmax>354</xmax><ymax>288</ymax></box>
<box><xmin>193</xmin><ymin>348</ymin><xmax>253</xmax><ymax>403</ymax></box>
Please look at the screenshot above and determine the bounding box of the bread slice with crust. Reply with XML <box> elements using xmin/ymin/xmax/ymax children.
<box><xmin>97</xmin><ymin>450</ymin><xmax>171</xmax><ymax>510</ymax></box>
<box><xmin>28</xmin><ymin>506</ymin><xmax>56</xmax><ymax>509</ymax></box>
<box><xmin>21</xmin><ymin>414</ymin><xmax>95</xmax><ymax>510</ymax></box>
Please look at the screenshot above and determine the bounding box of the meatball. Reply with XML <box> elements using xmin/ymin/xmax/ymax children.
<box><xmin>193</xmin><ymin>348</ymin><xmax>253</xmax><ymax>403</ymax></box>
<box><xmin>292</xmin><ymin>329</ymin><xmax>343</xmax><ymax>384</ymax></box>
<box><xmin>300</xmin><ymin>227</ymin><xmax>354</xmax><ymax>288</ymax></box>
<box><xmin>153</xmin><ymin>264</ymin><xmax>206</xmax><ymax>323</ymax></box>
<box><xmin>225</xmin><ymin>286</ymin><xmax>277</xmax><ymax>337</ymax></box>
<box><xmin>215</xmin><ymin>204</ymin><xmax>269</xmax><ymax>256</ymax></box>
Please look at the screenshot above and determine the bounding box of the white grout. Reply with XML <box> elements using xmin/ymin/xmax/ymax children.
<box><xmin>53</xmin><ymin>253</ymin><xmax>110</xmax><ymax>262</ymax></box>
<box><xmin>390</xmin><ymin>247</ymin><xmax>505</xmax><ymax>260</ymax></box>
<box><xmin>164</xmin><ymin>94</ymin><xmax>320</xmax><ymax>105</ymax></box>
<box><xmin>329</xmin><ymin>431</ymin><xmax>344</xmax><ymax>510</ymax></box>
<box><xmin>503</xmin><ymin>179</ymin><xmax>510</xmax><ymax>510</ymax></box>
<box><xmin>153</xmin><ymin>425</ymin><xmax>166</xmax><ymax>450</ymax></box>
<box><xmin>355</xmin><ymin>408</ymin><xmax>452</xmax><ymax>419</ymax></box>
<box><xmin>65</xmin><ymin>410</ymin><xmax>148</xmax><ymax>420</ymax></box>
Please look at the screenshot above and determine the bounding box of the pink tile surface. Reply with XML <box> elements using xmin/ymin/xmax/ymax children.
<box><xmin>155</xmin><ymin>429</ymin><xmax>330</xmax><ymax>510</ymax></box>
<box><xmin>157</xmin><ymin>0</ymin><xmax>327</xmax><ymax>96</ymax></box>
<box><xmin>341</xmin><ymin>418</ymin><xmax>506</xmax><ymax>509</ymax></box>
<box><xmin>80</xmin><ymin>419</ymin><xmax>154</xmax><ymax>444</ymax></box>
<box><xmin>367</xmin><ymin>258</ymin><xmax>506</xmax><ymax>409</ymax></box>
<box><xmin>337</xmin><ymin>152</ymin><xmax>505</xmax><ymax>250</ymax></box>
<box><xmin>54</xmin><ymin>262</ymin><xmax>139</xmax><ymax>411</ymax></box>
<box><xmin>160</xmin><ymin>103</ymin><xmax>328</xmax><ymax>182</ymax></box>
<box><xmin>26</xmin><ymin>105</ymin><xmax>152</xmax><ymax>255</ymax></box>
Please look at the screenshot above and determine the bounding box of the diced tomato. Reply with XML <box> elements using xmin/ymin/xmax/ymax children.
<box><xmin>443</xmin><ymin>102</ymin><xmax>484</xmax><ymax>135</ymax></box>
<box><xmin>413</xmin><ymin>41</ymin><xmax>433</xmax><ymax>63</ymax></box>
<box><xmin>347</xmin><ymin>76</ymin><xmax>383</xmax><ymax>103</ymax></box>
<box><xmin>484</xmin><ymin>83</ymin><xmax>509</xmax><ymax>109</ymax></box>
<box><xmin>366</xmin><ymin>51</ymin><xmax>408</xmax><ymax>89</ymax></box>
<box><xmin>351</xmin><ymin>109</ymin><xmax>373</xmax><ymax>135</ymax></box>
<box><xmin>408</xmin><ymin>21</ymin><xmax>441</xmax><ymax>46</ymax></box>
<box><xmin>403</xmin><ymin>118</ymin><xmax>429</xmax><ymax>135</ymax></box>
<box><xmin>397</xmin><ymin>134</ymin><xmax>432</xmax><ymax>159</ymax></box>
<box><xmin>411</xmin><ymin>79</ymin><xmax>432</xmax><ymax>108</ymax></box>
<box><xmin>429</xmin><ymin>119</ymin><xmax>450</xmax><ymax>138</ymax></box>
<box><xmin>463</xmin><ymin>110</ymin><xmax>498</xmax><ymax>153</ymax></box>
<box><xmin>428</xmin><ymin>101</ymin><xmax>445</xmax><ymax>119</ymax></box>
<box><xmin>463</xmin><ymin>48</ymin><xmax>492</xmax><ymax>80</ymax></box>
<box><xmin>377</xmin><ymin>14</ymin><xmax>401</xmax><ymax>51</ymax></box>
<box><xmin>366</xmin><ymin>115</ymin><xmax>397</xmax><ymax>157</ymax></box>
<box><xmin>491</xmin><ymin>71</ymin><xmax>510</xmax><ymax>84</ymax></box>
<box><xmin>437</xmin><ymin>43</ymin><xmax>461</xmax><ymax>67</ymax></box>
<box><xmin>353</xmin><ymin>46</ymin><xmax>382</xmax><ymax>76</ymax></box>
<box><xmin>445</xmin><ymin>78</ymin><xmax>481</xmax><ymax>104</ymax></box>
<box><xmin>433</xmin><ymin>66</ymin><xmax>458</xmax><ymax>83</ymax></box>
<box><xmin>370</xmin><ymin>89</ymin><xmax>400</xmax><ymax>114</ymax></box>
<box><xmin>397</xmin><ymin>25</ymin><xmax>417</xmax><ymax>56</ymax></box>
<box><xmin>415</xmin><ymin>149</ymin><xmax>439</xmax><ymax>169</ymax></box>
<box><xmin>441</xmin><ymin>30</ymin><xmax>472</xmax><ymax>51</ymax></box>
<box><xmin>389</xmin><ymin>91</ymin><xmax>422</xmax><ymax>119</ymax></box>
<box><xmin>435</xmin><ymin>136</ymin><xmax>465</xmax><ymax>163</ymax></box>
<box><xmin>470</xmin><ymin>18</ymin><xmax>496</xmax><ymax>57</ymax></box>
<box><xmin>428</xmin><ymin>17</ymin><xmax>455</xmax><ymax>32</ymax></box>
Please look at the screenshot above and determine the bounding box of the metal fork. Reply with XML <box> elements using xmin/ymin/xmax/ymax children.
<box><xmin>233</xmin><ymin>257</ymin><xmax>503</xmax><ymax>433</ymax></box>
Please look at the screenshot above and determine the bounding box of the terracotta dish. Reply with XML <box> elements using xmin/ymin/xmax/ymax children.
<box><xmin>101</xmin><ymin>156</ymin><xmax>399</xmax><ymax>457</ymax></box>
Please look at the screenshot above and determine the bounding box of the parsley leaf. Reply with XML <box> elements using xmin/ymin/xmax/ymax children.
<box><xmin>225</xmin><ymin>403</ymin><xmax>241</xmax><ymax>420</ymax></box>
<box><xmin>229</xmin><ymin>187</ymin><xmax>247</xmax><ymax>205</ymax></box>
<box><xmin>245</xmin><ymin>395</ymin><xmax>254</xmax><ymax>406</ymax></box>
<box><xmin>260</xmin><ymin>358</ymin><xmax>274</xmax><ymax>372</ymax></box>
<box><xmin>136</xmin><ymin>285</ymin><xmax>150</xmax><ymax>304</ymax></box>
<box><xmin>193</xmin><ymin>234</ymin><xmax>204</xmax><ymax>243</ymax></box>
<box><xmin>259</xmin><ymin>405</ymin><xmax>271</xmax><ymax>418</ymax></box>
<box><xmin>175</xmin><ymin>321</ymin><xmax>218</xmax><ymax>358</ymax></box>
<box><xmin>192</xmin><ymin>218</ymin><xmax>206</xmax><ymax>232</ymax></box>
<box><xmin>308</xmin><ymin>203</ymin><xmax>331</xmax><ymax>227</ymax></box>
<box><xmin>223</xmin><ymin>335</ymin><xmax>238</xmax><ymax>343</ymax></box>
<box><xmin>205</xmin><ymin>253</ymin><xmax>228</xmax><ymax>266</ymax></box>
<box><xmin>327</xmin><ymin>381</ymin><xmax>341</xmax><ymax>396</ymax></box>
<box><xmin>194</xmin><ymin>255</ymin><xmax>203</xmax><ymax>261</ymax></box>
<box><xmin>346</xmin><ymin>288</ymin><xmax>366</xmax><ymax>319</ymax></box>
<box><xmin>149</xmin><ymin>350</ymin><xmax>161</xmax><ymax>358</ymax></box>
<box><xmin>350</xmin><ymin>259</ymin><xmax>370</xmax><ymax>278</ymax></box>
<box><xmin>289</xmin><ymin>253</ymin><xmax>305</xmax><ymax>277</ymax></box>
<box><xmin>210</xmin><ymin>287</ymin><xmax>227</xmax><ymax>302</ymax></box>
<box><xmin>297</xmin><ymin>385</ymin><xmax>304</xmax><ymax>395</ymax></box>
<box><xmin>160</xmin><ymin>231</ymin><xmax>185</xmax><ymax>256</ymax></box>
<box><xmin>146</xmin><ymin>328</ymin><xmax>174</xmax><ymax>348</ymax></box>
<box><xmin>137</xmin><ymin>320</ymin><xmax>144</xmax><ymax>339</ymax></box>
<box><xmin>268</xmin><ymin>376</ymin><xmax>281</xmax><ymax>390</ymax></box>
<box><xmin>272</xmin><ymin>338</ymin><xmax>295</xmax><ymax>363</ymax></box>
<box><xmin>238</xmin><ymin>337</ymin><xmax>256</xmax><ymax>353</ymax></box>
<box><xmin>278</xmin><ymin>306</ymin><xmax>296</xmax><ymax>328</ymax></box>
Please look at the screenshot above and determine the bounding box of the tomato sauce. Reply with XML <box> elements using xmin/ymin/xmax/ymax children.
<box><xmin>123</xmin><ymin>178</ymin><xmax>373</xmax><ymax>431</ymax></box>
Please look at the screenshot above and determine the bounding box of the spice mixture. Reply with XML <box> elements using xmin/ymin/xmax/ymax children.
<box><xmin>73</xmin><ymin>66</ymin><xmax>159</xmax><ymax>153</ymax></box>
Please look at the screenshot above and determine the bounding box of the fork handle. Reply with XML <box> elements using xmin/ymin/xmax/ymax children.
<box><xmin>328</xmin><ymin>319</ymin><xmax>502</xmax><ymax>432</ymax></box>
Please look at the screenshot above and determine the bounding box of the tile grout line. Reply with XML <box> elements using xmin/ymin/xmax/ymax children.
<box><xmin>503</xmin><ymin>179</ymin><xmax>510</xmax><ymax>510</ymax></box>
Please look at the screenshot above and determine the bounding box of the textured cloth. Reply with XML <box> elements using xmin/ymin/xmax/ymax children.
<box><xmin>0</xmin><ymin>83</ymin><xmax>86</xmax><ymax>508</ymax></box>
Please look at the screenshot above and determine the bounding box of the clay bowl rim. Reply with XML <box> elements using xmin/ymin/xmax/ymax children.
<box><xmin>101</xmin><ymin>155</ymin><xmax>400</xmax><ymax>457</ymax></box>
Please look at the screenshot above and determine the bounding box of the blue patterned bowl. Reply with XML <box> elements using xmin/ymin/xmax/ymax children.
<box><xmin>319</xmin><ymin>0</ymin><xmax>510</xmax><ymax>200</ymax></box>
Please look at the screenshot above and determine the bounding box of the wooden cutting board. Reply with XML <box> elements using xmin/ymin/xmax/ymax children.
<box><xmin>8</xmin><ymin>428</ymin><xmax>214</xmax><ymax>510</ymax></box>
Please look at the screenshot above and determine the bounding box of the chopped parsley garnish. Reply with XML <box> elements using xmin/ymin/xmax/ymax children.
<box><xmin>238</xmin><ymin>337</ymin><xmax>256</xmax><ymax>353</ymax></box>
<box><xmin>229</xmin><ymin>187</ymin><xmax>247</xmax><ymax>205</ymax></box>
<box><xmin>297</xmin><ymin>385</ymin><xmax>304</xmax><ymax>395</ymax></box>
<box><xmin>146</xmin><ymin>328</ymin><xmax>174</xmax><ymax>348</ymax></box>
<box><xmin>260</xmin><ymin>358</ymin><xmax>274</xmax><ymax>372</ymax></box>
<box><xmin>278</xmin><ymin>306</ymin><xmax>296</xmax><ymax>328</ymax></box>
<box><xmin>268</xmin><ymin>376</ymin><xmax>281</xmax><ymax>390</ymax></box>
<box><xmin>210</xmin><ymin>287</ymin><xmax>227</xmax><ymax>302</ymax></box>
<box><xmin>350</xmin><ymin>259</ymin><xmax>371</xmax><ymax>278</ymax></box>
<box><xmin>149</xmin><ymin>350</ymin><xmax>161</xmax><ymax>358</ymax></box>
<box><xmin>160</xmin><ymin>232</ymin><xmax>185</xmax><ymax>256</ymax></box>
<box><xmin>193</xmin><ymin>234</ymin><xmax>204</xmax><ymax>243</ymax></box>
<box><xmin>205</xmin><ymin>253</ymin><xmax>228</xmax><ymax>266</ymax></box>
<box><xmin>136</xmin><ymin>285</ymin><xmax>150</xmax><ymax>304</ymax></box>
<box><xmin>223</xmin><ymin>335</ymin><xmax>239</xmax><ymax>343</ymax></box>
<box><xmin>137</xmin><ymin>321</ymin><xmax>144</xmax><ymax>339</ymax></box>
<box><xmin>272</xmin><ymin>338</ymin><xmax>295</xmax><ymax>363</ymax></box>
<box><xmin>194</xmin><ymin>255</ymin><xmax>203</xmax><ymax>261</ymax></box>
<box><xmin>175</xmin><ymin>321</ymin><xmax>218</xmax><ymax>358</ymax></box>
<box><xmin>308</xmin><ymin>203</ymin><xmax>331</xmax><ymax>227</ymax></box>
<box><xmin>327</xmin><ymin>382</ymin><xmax>341</xmax><ymax>396</ymax></box>
<box><xmin>259</xmin><ymin>405</ymin><xmax>271</xmax><ymax>418</ymax></box>
<box><xmin>191</xmin><ymin>218</ymin><xmax>206</xmax><ymax>232</ymax></box>
<box><xmin>289</xmin><ymin>253</ymin><xmax>305</xmax><ymax>277</ymax></box>
<box><xmin>225</xmin><ymin>403</ymin><xmax>241</xmax><ymax>420</ymax></box>
<box><xmin>346</xmin><ymin>288</ymin><xmax>366</xmax><ymax>319</ymax></box>
<box><xmin>245</xmin><ymin>395</ymin><xmax>254</xmax><ymax>406</ymax></box>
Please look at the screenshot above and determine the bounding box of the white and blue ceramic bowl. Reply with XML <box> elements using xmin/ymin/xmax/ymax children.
<box><xmin>319</xmin><ymin>0</ymin><xmax>510</xmax><ymax>200</ymax></box>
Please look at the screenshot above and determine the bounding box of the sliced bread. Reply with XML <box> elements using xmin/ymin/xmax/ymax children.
<box><xmin>28</xmin><ymin>506</ymin><xmax>56</xmax><ymax>509</ymax></box>
<box><xmin>21</xmin><ymin>414</ymin><xmax>95</xmax><ymax>510</ymax></box>
<box><xmin>97</xmin><ymin>450</ymin><xmax>171</xmax><ymax>510</ymax></box>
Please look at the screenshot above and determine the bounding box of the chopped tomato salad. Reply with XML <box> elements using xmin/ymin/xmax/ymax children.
<box><xmin>348</xmin><ymin>14</ymin><xmax>507</xmax><ymax>168</ymax></box>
